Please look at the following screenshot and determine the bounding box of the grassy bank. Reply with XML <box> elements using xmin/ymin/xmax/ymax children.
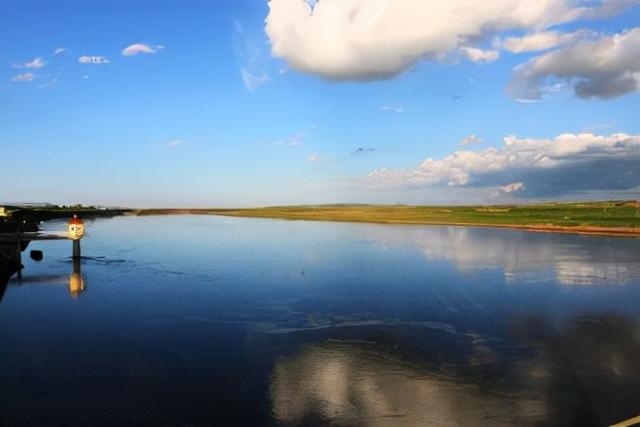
<box><xmin>137</xmin><ymin>201</ymin><xmax>640</xmax><ymax>236</ymax></box>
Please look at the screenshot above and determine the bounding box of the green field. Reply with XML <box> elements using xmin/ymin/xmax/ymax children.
<box><xmin>138</xmin><ymin>201</ymin><xmax>640</xmax><ymax>234</ymax></box>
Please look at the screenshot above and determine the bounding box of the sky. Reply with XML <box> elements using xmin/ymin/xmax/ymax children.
<box><xmin>1</xmin><ymin>0</ymin><xmax>639</xmax><ymax>207</ymax></box>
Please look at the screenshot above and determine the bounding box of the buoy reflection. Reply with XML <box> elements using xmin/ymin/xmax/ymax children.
<box><xmin>68</xmin><ymin>258</ymin><xmax>85</xmax><ymax>298</ymax></box>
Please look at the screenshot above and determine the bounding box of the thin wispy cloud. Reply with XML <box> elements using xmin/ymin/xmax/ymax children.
<box><xmin>38</xmin><ymin>78</ymin><xmax>58</xmax><ymax>89</ymax></box>
<box><xmin>379</xmin><ymin>106</ymin><xmax>404</xmax><ymax>113</ymax></box>
<box><xmin>11</xmin><ymin>72</ymin><xmax>35</xmax><ymax>82</ymax></box>
<box><xmin>53</xmin><ymin>47</ymin><xmax>67</xmax><ymax>55</ymax></box>
<box><xmin>274</xmin><ymin>131</ymin><xmax>307</xmax><ymax>146</ymax></box>
<box><xmin>459</xmin><ymin>134</ymin><xmax>484</xmax><ymax>145</ymax></box>
<box><xmin>233</xmin><ymin>19</ymin><xmax>270</xmax><ymax>91</ymax></box>
<box><xmin>122</xmin><ymin>43</ymin><xmax>164</xmax><ymax>56</ymax></box>
<box><xmin>351</xmin><ymin>147</ymin><xmax>376</xmax><ymax>155</ymax></box>
<box><xmin>515</xmin><ymin>98</ymin><xmax>541</xmax><ymax>104</ymax></box>
<box><xmin>166</xmin><ymin>139</ymin><xmax>185</xmax><ymax>148</ymax></box>
<box><xmin>12</xmin><ymin>57</ymin><xmax>46</xmax><ymax>69</ymax></box>
<box><xmin>240</xmin><ymin>68</ymin><xmax>268</xmax><ymax>91</ymax></box>
<box><xmin>307</xmin><ymin>153</ymin><xmax>332</xmax><ymax>162</ymax></box>
<box><xmin>78</xmin><ymin>55</ymin><xmax>110</xmax><ymax>64</ymax></box>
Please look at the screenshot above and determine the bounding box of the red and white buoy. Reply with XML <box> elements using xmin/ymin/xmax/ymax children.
<box><xmin>68</xmin><ymin>215</ymin><xmax>85</xmax><ymax>259</ymax></box>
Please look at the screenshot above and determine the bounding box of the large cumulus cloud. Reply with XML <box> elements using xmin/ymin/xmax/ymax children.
<box><xmin>365</xmin><ymin>133</ymin><xmax>640</xmax><ymax>198</ymax></box>
<box><xmin>265</xmin><ymin>0</ymin><xmax>638</xmax><ymax>81</ymax></box>
<box><xmin>508</xmin><ymin>28</ymin><xmax>640</xmax><ymax>100</ymax></box>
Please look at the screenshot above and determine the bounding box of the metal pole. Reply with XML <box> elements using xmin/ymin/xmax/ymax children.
<box><xmin>72</xmin><ymin>239</ymin><xmax>81</xmax><ymax>259</ymax></box>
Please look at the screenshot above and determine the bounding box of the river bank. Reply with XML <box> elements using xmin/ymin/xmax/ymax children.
<box><xmin>136</xmin><ymin>201</ymin><xmax>640</xmax><ymax>237</ymax></box>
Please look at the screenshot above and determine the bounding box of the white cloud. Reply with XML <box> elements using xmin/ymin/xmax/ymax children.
<box><xmin>459</xmin><ymin>134</ymin><xmax>484</xmax><ymax>145</ymax></box>
<box><xmin>12</xmin><ymin>57</ymin><xmax>47</xmax><ymax>69</ymax></box>
<box><xmin>577</xmin><ymin>0</ymin><xmax>640</xmax><ymax>20</ymax></box>
<box><xmin>460</xmin><ymin>47</ymin><xmax>500</xmax><ymax>64</ymax></box>
<box><xmin>11</xmin><ymin>72</ymin><xmax>35</xmax><ymax>82</ymax></box>
<box><xmin>498</xmin><ymin>29</ymin><xmax>593</xmax><ymax>53</ymax></box>
<box><xmin>265</xmin><ymin>0</ymin><xmax>631</xmax><ymax>81</ymax></box>
<box><xmin>379</xmin><ymin>105</ymin><xmax>404</xmax><ymax>113</ymax></box>
<box><xmin>507</xmin><ymin>28</ymin><xmax>640</xmax><ymax>100</ymax></box>
<box><xmin>515</xmin><ymin>98</ymin><xmax>542</xmax><ymax>104</ymax></box>
<box><xmin>307</xmin><ymin>153</ymin><xmax>332</xmax><ymax>162</ymax></box>
<box><xmin>78</xmin><ymin>55</ymin><xmax>110</xmax><ymax>64</ymax></box>
<box><xmin>365</xmin><ymin>132</ymin><xmax>640</xmax><ymax>197</ymax></box>
<box><xmin>499</xmin><ymin>182</ymin><xmax>525</xmax><ymax>193</ymax></box>
<box><xmin>234</xmin><ymin>19</ymin><xmax>271</xmax><ymax>91</ymax></box>
<box><xmin>38</xmin><ymin>78</ymin><xmax>58</xmax><ymax>89</ymax></box>
<box><xmin>54</xmin><ymin>47</ymin><xmax>67</xmax><ymax>55</ymax></box>
<box><xmin>122</xmin><ymin>43</ymin><xmax>163</xmax><ymax>56</ymax></box>
<box><xmin>240</xmin><ymin>68</ymin><xmax>269</xmax><ymax>90</ymax></box>
<box><xmin>26</xmin><ymin>57</ymin><xmax>46</xmax><ymax>68</ymax></box>
<box><xmin>167</xmin><ymin>139</ymin><xmax>184</xmax><ymax>148</ymax></box>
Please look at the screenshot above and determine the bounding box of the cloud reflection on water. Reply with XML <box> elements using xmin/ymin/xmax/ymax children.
<box><xmin>270</xmin><ymin>313</ymin><xmax>640</xmax><ymax>426</ymax></box>
<box><xmin>361</xmin><ymin>226</ymin><xmax>640</xmax><ymax>285</ymax></box>
<box><xmin>271</xmin><ymin>340</ymin><xmax>546</xmax><ymax>426</ymax></box>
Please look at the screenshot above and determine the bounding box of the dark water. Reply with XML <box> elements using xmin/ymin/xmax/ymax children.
<box><xmin>1</xmin><ymin>215</ymin><xmax>640</xmax><ymax>426</ymax></box>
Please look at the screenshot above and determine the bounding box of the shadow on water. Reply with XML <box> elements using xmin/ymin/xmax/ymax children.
<box><xmin>0</xmin><ymin>269</ymin><xmax>11</xmax><ymax>302</ymax></box>
<box><xmin>0</xmin><ymin>249</ymin><xmax>86</xmax><ymax>301</ymax></box>
<box><xmin>509</xmin><ymin>314</ymin><xmax>640</xmax><ymax>426</ymax></box>
<box><xmin>0</xmin><ymin>244</ymin><xmax>21</xmax><ymax>303</ymax></box>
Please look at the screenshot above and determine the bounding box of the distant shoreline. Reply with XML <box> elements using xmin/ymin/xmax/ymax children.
<box><xmin>5</xmin><ymin>203</ymin><xmax>638</xmax><ymax>237</ymax></box>
<box><xmin>135</xmin><ymin>202</ymin><xmax>640</xmax><ymax>237</ymax></box>
<box><xmin>0</xmin><ymin>206</ymin><xmax>130</xmax><ymax>233</ymax></box>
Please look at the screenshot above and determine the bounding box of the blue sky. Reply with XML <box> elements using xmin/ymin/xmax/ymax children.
<box><xmin>1</xmin><ymin>0</ymin><xmax>639</xmax><ymax>207</ymax></box>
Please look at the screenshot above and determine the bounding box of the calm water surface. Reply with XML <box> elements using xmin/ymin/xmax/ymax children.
<box><xmin>1</xmin><ymin>215</ymin><xmax>640</xmax><ymax>426</ymax></box>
